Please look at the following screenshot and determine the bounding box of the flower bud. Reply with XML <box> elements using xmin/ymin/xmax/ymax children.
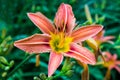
<box><xmin>33</xmin><ymin>76</ymin><xmax>41</xmax><ymax>80</ymax></box>
<box><xmin>86</xmin><ymin>38</ymin><xmax>98</xmax><ymax>51</ymax></box>
<box><xmin>39</xmin><ymin>73</ymin><xmax>47</xmax><ymax>80</ymax></box>
<box><xmin>65</xmin><ymin>70</ymin><xmax>74</xmax><ymax>77</ymax></box>
<box><xmin>9</xmin><ymin>60</ymin><xmax>14</xmax><ymax>67</ymax></box>
<box><xmin>0</xmin><ymin>56</ymin><xmax>9</xmax><ymax>65</ymax></box>
<box><xmin>5</xmin><ymin>66</ymin><xmax>10</xmax><ymax>71</ymax></box>
<box><xmin>65</xmin><ymin>61</ymin><xmax>75</xmax><ymax>70</ymax></box>
<box><xmin>2</xmin><ymin>72</ymin><xmax>7</xmax><ymax>77</ymax></box>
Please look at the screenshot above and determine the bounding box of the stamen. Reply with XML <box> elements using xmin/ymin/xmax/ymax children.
<box><xmin>58</xmin><ymin>32</ymin><xmax>65</xmax><ymax>48</ymax></box>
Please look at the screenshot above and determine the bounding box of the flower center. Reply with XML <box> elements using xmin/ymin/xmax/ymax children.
<box><xmin>103</xmin><ymin>60</ymin><xmax>115</xmax><ymax>68</ymax></box>
<box><xmin>49</xmin><ymin>32</ymin><xmax>72</xmax><ymax>53</ymax></box>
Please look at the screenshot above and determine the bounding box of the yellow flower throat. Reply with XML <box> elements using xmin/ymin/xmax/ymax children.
<box><xmin>103</xmin><ymin>60</ymin><xmax>115</xmax><ymax>68</ymax></box>
<box><xmin>49</xmin><ymin>32</ymin><xmax>72</xmax><ymax>53</ymax></box>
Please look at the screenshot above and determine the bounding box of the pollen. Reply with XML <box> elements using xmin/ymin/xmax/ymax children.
<box><xmin>49</xmin><ymin>32</ymin><xmax>72</xmax><ymax>53</ymax></box>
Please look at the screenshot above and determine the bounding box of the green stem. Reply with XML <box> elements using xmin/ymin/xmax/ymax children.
<box><xmin>6</xmin><ymin>54</ymin><xmax>35</xmax><ymax>79</ymax></box>
<box><xmin>47</xmin><ymin>71</ymin><xmax>63</xmax><ymax>80</ymax></box>
<box><xmin>53</xmin><ymin>72</ymin><xmax>63</xmax><ymax>79</ymax></box>
<box><xmin>61</xmin><ymin>57</ymin><xmax>70</xmax><ymax>71</ymax></box>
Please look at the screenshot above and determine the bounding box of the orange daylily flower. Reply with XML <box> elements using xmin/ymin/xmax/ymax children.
<box><xmin>93</xmin><ymin>30</ymin><xmax>114</xmax><ymax>46</ymax></box>
<box><xmin>86</xmin><ymin>30</ymin><xmax>114</xmax><ymax>60</ymax></box>
<box><xmin>87</xmin><ymin>30</ymin><xmax>114</xmax><ymax>51</ymax></box>
<box><xmin>14</xmin><ymin>3</ymin><xmax>103</xmax><ymax>77</ymax></box>
<box><xmin>103</xmin><ymin>52</ymin><xmax>120</xmax><ymax>72</ymax></box>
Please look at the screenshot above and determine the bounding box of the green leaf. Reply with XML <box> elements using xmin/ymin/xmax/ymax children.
<box><xmin>89</xmin><ymin>67</ymin><xmax>104</xmax><ymax>80</ymax></box>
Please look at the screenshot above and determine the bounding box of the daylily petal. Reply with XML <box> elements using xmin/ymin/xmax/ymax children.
<box><xmin>109</xmin><ymin>65</ymin><xmax>115</xmax><ymax>70</ymax></box>
<box><xmin>48</xmin><ymin>51</ymin><xmax>63</xmax><ymax>77</ymax></box>
<box><xmin>27</xmin><ymin>12</ymin><xmax>55</xmax><ymax>34</ymax></box>
<box><xmin>14</xmin><ymin>34</ymin><xmax>51</xmax><ymax>53</ymax></box>
<box><xmin>54</xmin><ymin>3</ymin><xmax>75</xmax><ymax>33</ymax></box>
<box><xmin>71</xmin><ymin>25</ymin><xmax>103</xmax><ymax>42</ymax></box>
<box><xmin>114</xmin><ymin>66</ymin><xmax>120</xmax><ymax>73</ymax></box>
<box><xmin>103</xmin><ymin>52</ymin><xmax>112</xmax><ymax>60</ymax></box>
<box><xmin>112</xmin><ymin>54</ymin><xmax>117</xmax><ymax>60</ymax></box>
<box><xmin>64</xmin><ymin>43</ymin><xmax>96</xmax><ymax>64</ymax></box>
<box><xmin>54</xmin><ymin>3</ymin><xmax>67</xmax><ymax>29</ymax></box>
<box><xmin>66</xmin><ymin>4</ymin><xmax>76</xmax><ymax>33</ymax></box>
<box><xmin>93</xmin><ymin>30</ymin><xmax>104</xmax><ymax>40</ymax></box>
<box><xmin>115</xmin><ymin>61</ymin><xmax>120</xmax><ymax>65</ymax></box>
<box><xmin>101</xmin><ymin>36</ymin><xmax>115</xmax><ymax>42</ymax></box>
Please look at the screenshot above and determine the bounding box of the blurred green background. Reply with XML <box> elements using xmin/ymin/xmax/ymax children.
<box><xmin>0</xmin><ymin>0</ymin><xmax>120</xmax><ymax>80</ymax></box>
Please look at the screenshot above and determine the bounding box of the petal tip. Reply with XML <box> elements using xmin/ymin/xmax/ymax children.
<box><xmin>90</xmin><ymin>60</ymin><xmax>96</xmax><ymax>65</ymax></box>
<box><xmin>14</xmin><ymin>41</ymin><xmax>18</xmax><ymax>47</ymax></box>
<box><xmin>96</xmin><ymin>24</ymin><xmax>103</xmax><ymax>31</ymax></box>
<box><xmin>27</xmin><ymin>13</ymin><xmax>34</xmax><ymax>18</ymax></box>
<box><xmin>48</xmin><ymin>73</ymin><xmax>52</xmax><ymax>77</ymax></box>
<box><xmin>48</xmin><ymin>66</ymin><xmax>54</xmax><ymax>77</ymax></box>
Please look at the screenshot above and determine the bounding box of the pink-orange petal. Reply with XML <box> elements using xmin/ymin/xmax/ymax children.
<box><xmin>14</xmin><ymin>34</ymin><xmax>51</xmax><ymax>53</ymax></box>
<box><xmin>66</xmin><ymin>4</ymin><xmax>76</xmax><ymax>33</ymax></box>
<box><xmin>114</xmin><ymin>66</ymin><xmax>120</xmax><ymax>73</ymax></box>
<box><xmin>93</xmin><ymin>30</ymin><xmax>104</xmax><ymax>40</ymax></box>
<box><xmin>101</xmin><ymin>36</ymin><xmax>115</xmax><ymax>42</ymax></box>
<box><xmin>71</xmin><ymin>25</ymin><xmax>103</xmax><ymax>42</ymax></box>
<box><xmin>54</xmin><ymin>3</ymin><xmax>68</xmax><ymax>30</ymax></box>
<box><xmin>103</xmin><ymin>52</ymin><xmax>112</xmax><ymax>59</ymax></box>
<box><xmin>112</xmin><ymin>54</ymin><xmax>117</xmax><ymax>60</ymax></box>
<box><xmin>48</xmin><ymin>51</ymin><xmax>63</xmax><ymax>77</ymax></box>
<box><xmin>116</xmin><ymin>61</ymin><xmax>120</xmax><ymax>65</ymax></box>
<box><xmin>64</xmin><ymin>43</ymin><xmax>96</xmax><ymax>64</ymax></box>
<box><xmin>27</xmin><ymin>12</ymin><xmax>55</xmax><ymax>34</ymax></box>
<box><xmin>54</xmin><ymin>3</ymin><xmax>76</xmax><ymax>33</ymax></box>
